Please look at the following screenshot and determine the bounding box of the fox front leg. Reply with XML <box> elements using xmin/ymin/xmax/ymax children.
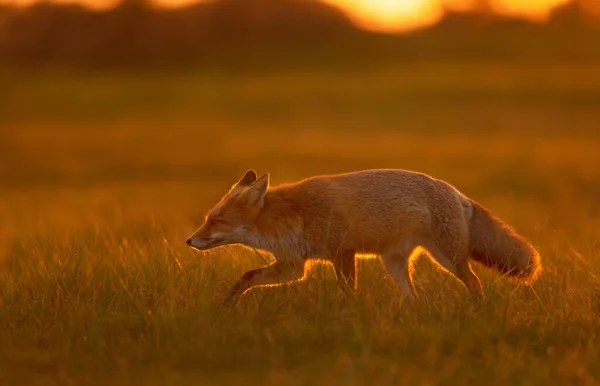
<box><xmin>331</xmin><ymin>249</ymin><xmax>357</xmax><ymax>294</ymax></box>
<box><xmin>222</xmin><ymin>260</ymin><xmax>306</xmax><ymax>307</ymax></box>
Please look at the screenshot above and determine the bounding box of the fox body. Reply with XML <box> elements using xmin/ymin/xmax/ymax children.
<box><xmin>187</xmin><ymin>169</ymin><xmax>541</xmax><ymax>307</ymax></box>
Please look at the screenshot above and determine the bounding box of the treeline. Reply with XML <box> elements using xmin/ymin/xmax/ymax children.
<box><xmin>0</xmin><ymin>0</ymin><xmax>599</xmax><ymax>69</ymax></box>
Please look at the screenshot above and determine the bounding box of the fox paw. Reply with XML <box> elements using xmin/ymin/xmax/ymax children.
<box><xmin>221</xmin><ymin>296</ymin><xmax>239</xmax><ymax>308</ymax></box>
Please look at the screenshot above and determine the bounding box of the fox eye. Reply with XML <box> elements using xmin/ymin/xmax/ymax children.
<box><xmin>210</xmin><ymin>219</ymin><xmax>220</xmax><ymax>226</ymax></box>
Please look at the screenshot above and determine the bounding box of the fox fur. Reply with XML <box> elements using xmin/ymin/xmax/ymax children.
<box><xmin>187</xmin><ymin>169</ymin><xmax>542</xmax><ymax>307</ymax></box>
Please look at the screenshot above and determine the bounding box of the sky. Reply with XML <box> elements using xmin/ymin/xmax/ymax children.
<box><xmin>0</xmin><ymin>0</ymin><xmax>588</xmax><ymax>32</ymax></box>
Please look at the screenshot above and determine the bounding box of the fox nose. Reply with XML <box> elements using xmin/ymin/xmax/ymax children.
<box><xmin>186</xmin><ymin>238</ymin><xmax>192</xmax><ymax>246</ymax></box>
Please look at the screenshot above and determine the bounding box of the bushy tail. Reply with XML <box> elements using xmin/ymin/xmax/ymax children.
<box><xmin>467</xmin><ymin>200</ymin><xmax>542</xmax><ymax>283</ymax></box>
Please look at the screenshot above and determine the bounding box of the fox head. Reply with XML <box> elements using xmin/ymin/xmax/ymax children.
<box><xmin>186</xmin><ymin>169</ymin><xmax>269</xmax><ymax>251</ymax></box>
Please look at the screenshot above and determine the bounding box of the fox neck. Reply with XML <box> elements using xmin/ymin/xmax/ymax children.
<box><xmin>242</xmin><ymin>190</ymin><xmax>311</xmax><ymax>261</ymax></box>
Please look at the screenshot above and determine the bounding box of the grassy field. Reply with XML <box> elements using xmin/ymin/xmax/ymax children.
<box><xmin>1</xmin><ymin>62</ymin><xmax>600</xmax><ymax>385</ymax></box>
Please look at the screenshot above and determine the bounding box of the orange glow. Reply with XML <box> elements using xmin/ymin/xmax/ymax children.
<box><xmin>0</xmin><ymin>0</ymin><xmax>585</xmax><ymax>31</ymax></box>
<box><xmin>489</xmin><ymin>0</ymin><xmax>571</xmax><ymax>21</ymax></box>
<box><xmin>0</xmin><ymin>0</ymin><xmax>118</xmax><ymax>9</ymax></box>
<box><xmin>320</xmin><ymin>0</ymin><xmax>445</xmax><ymax>32</ymax></box>
<box><xmin>581</xmin><ymin>0</ymin><xmax>600</xmax><ymax>16</ymax></box>
<box><xmin>153</xmin><ymin>0</ymin><xmax>203</xmax><ymax>8</ymax></box>
<box><xmin>442</xmin><ymin>0</ymin><xmax>479</xmax><ymax>12</ymax></box>
<box><xmin>322</xmin><ymin>0</ymin><xmax>574</xmax><ymax>31</ymax></box>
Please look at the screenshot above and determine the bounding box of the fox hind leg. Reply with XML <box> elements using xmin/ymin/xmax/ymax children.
<box><xmin>455</xmin><ymin>259</ymin><xmax>483</xmax><ymax>305</ymax></box>
<box><xmin>380</xmin><ymin>241</ymin><xmax>419</xmax><ymax>301</ymax></box>
<box><xmin>422</xmin><ymin>238</ymin><xmax>483</xmax><ymax>305</ymax></box>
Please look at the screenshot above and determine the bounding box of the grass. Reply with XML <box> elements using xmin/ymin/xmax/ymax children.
<box><xmin>1</xmin><ymin>62</ymin><xmax>600</xmax><ymax>385</ymax></box>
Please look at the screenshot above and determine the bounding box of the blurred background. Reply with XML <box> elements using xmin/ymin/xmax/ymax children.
<box><xmin>1</xmin><ymin>0</ymin><xmax>599</xmax><ymax>244</ymax></box>
<box><xmin>1</xmin><ymin>0</ymin><xmax>600</xmax><ymax>68</ymax></box>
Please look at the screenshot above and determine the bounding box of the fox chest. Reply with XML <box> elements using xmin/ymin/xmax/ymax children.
<box><xmin>254</xmin><ymin>232</ymin><xmax>314</xmax><ymax>262</ymax></box>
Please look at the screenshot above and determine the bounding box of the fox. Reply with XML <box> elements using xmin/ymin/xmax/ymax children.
<box><xmin>186</xmin><ymin>169</ymin><xmax>542</xmax><ymax>307</ymax></box>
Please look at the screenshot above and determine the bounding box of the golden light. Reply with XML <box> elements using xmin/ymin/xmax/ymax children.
<box><xmin>321</xmin><ymin>0</ymin><xmax>445</xmax><ymax>32</ymax></box>
<box><xmin>0</xmin><ymin>0</ymin><xmax>587</xmax><ymax>31</ymax></box>
<box><xmin>153</xmin><ymin>0</ymin><xmax>199</xmax><ymax>8</ymax></box>
<box><xmin>581</xmin><ymin>0</ymin><xmax>600</xmax><ymax>16</ymax></box>
<box><xmin>489</xmin><ymin>0</ymin><xmax>572</xmax><ymax>20</ymax></box>
<box><xmin>442</xmin><ymin>0</ymin><xmax>479</xmax><ymax>12</ymax></box>
<box><xmin>0</xmin><ymin>0</ymin><xmax>119</xmax><ymax>9</ymax></box>
<box><xmin>321</xmin><ymin>0</ymin><xmax>575</xmax><ymax>31</ymax></box>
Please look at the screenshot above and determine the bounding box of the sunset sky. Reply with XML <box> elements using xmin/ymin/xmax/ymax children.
<box><xmin>322</xmin><ymin>0</ymin><xmax>572</xmax><ymax>31</ymax></box>
<box><xmin>0</xmin><ymin>0</ymin><xmax>584</xmax><ymax>31</ymax></box>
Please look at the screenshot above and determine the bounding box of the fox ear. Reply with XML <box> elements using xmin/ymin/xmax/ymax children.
<box><xmin>234</xmin><ymin>169</ymin><xmax>257</xmax><ymax>188</ymax></box>
<box><xmin>244</xmin><ymin>173</ymin><xmax>269</xmax><ymax>208</ymax></box>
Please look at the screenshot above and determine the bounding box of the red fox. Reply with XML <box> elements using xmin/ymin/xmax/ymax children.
<box><xmin>186</xmin><ymin>169</ymin><xmax>541</xmax><ymax>307</ymax></box>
